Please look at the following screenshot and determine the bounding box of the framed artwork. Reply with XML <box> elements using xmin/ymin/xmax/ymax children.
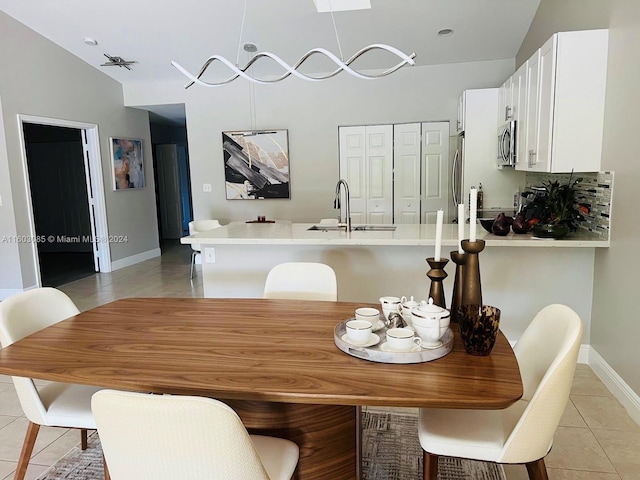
<box><xmin>222</xmin><ymin>130</ymin><xmax>290</xmax><ymax>199</ymax></box>
<box><xmin>110</xmin><ymin>138</ymin><xmax>144</xmax><ymax>190</ymax></box>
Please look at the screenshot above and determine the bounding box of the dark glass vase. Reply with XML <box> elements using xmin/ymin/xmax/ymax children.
<box><xmin>458</xmin><ymin>304</ymin><xmax>501</xmax><ymax>356</ymax></box>
<box><xmin>531</xmin><ymin>223</ymin><xmax>569</xmax><ymax>239</ymax></box>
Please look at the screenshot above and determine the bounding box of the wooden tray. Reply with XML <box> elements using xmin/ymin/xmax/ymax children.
<box><xmin>334</xmin><ymin>319</ymin><xmax>453</xmax><ymax>364</ymax></box>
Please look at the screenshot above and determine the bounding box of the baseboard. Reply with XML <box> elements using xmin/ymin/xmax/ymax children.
<box><xmin>0</xmin><ymin>285</ymin><xmax>38</xmax><ymax>301</ymax></box>
<box><xmin>588</xmin><ymin>346</ymin><xmax>640</xmax><ymax>426</ymax></box>
<box><xmin>110</xmin><ymin>248</ymin><xmax>161</xmax><ymax>271</ymax></box>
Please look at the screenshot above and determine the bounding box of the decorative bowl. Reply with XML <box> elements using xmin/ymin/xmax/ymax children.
<box><xmin>479</xmin><ymin>218</ymin><xmax>494</xmax><ymax>233</ymax></box>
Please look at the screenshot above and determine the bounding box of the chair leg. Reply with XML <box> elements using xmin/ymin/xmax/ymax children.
<box><xmin>423</xmin><ymin>451</ymin><xmax>438</xmax><ymax>480</ymax></box>
<box><xmin>190</xmin><ymin>251</ymin><xmax>196</xmax><ymax>279</ymax></box>
<box><xmin>15</xmin><ymin>421</ymin><xmax>40</xmax><ymax>480</ymax></box>
<box><xmin>525</xmin><ymin>458</ymin><xmax>549</xmax><ymax>480</ymax></box>
<box><xmin>80</xmin><ymin>429</ymin><xmax>88</xmax><ymax>450</ymax></box>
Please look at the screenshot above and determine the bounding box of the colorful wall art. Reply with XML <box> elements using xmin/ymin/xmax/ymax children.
<box><xmin>110</xmin><ymin>138</ymin><xmax>144</xmax><ymax>190</ymax></box>
<box><xmin>222</xmin><ymin>130</ymin><xmax>290</xmax><ymax>200</ymax></box>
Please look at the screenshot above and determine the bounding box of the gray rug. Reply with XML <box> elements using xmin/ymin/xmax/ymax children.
<box><xmin>38</xmin><ymin>411</ymin><xmax>505</xmax><ymax>480</ymax></box>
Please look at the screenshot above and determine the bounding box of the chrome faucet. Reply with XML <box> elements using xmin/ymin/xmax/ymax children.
<box><xmin>334</xmin><ymin>179</ymin><xmax>352</xmax><ymax>232</ymax></box>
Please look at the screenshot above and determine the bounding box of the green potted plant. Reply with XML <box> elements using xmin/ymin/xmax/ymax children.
<box><xmin>531</xmin><ymin>177</ymin><xmax>584</xmax><ymax>239</ymax></box>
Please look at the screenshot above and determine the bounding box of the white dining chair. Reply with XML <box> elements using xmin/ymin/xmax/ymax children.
<box><xmin>0</xmin><ymin>288</ymin><xmax>104</xmax><ymax>480</ymax></box>
<box><xmin>418</xmin><ymin>304</ymin><xmax>583</xmax><ymax>480</ymax></box>
<box><xmin>188</xmin><ymin>219</ymin><xmax>222</xmax><ymax>279</ymax></box>
<box><xmin>263</xmin><ymin>262</ymin><xmax>338</xmax><ymax>301</ymax></box>
<box><xmin>92</xmin><ymin>389</ymin><xmax>299</xmax><ymax>480</ymax></box>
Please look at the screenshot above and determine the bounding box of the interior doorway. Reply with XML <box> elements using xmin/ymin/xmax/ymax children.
<box><xmin>23</xmin><ymin>124</ymin><xmax>95</xmax><ymax>286</ymax></box>
<box><xmin>18</xmin><ymin>115</ymin><xmax>112</xmax><ymax>287</ymax></box>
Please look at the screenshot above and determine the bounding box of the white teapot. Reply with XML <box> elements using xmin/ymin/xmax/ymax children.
<box><xmin>410</xmin><ymin>298</ymin><xmax>450</xmax><ymax>347</ymax></box>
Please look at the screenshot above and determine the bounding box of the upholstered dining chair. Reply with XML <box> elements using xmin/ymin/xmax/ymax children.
<box><xmin>263</xmin><ymin>262</ymin><xmax>338</xmax><ymax>301</ymax></box>
<box><xmin>188</xmin><ymin>219</ymin><xmax>222</xmax><ymax>279</ymax></box>
<box><xmin>418</xmin><ymin>304</ymin><xmax>583</xmax><ymax>480</ymax></box>
<box><xmin>0</xmin><ymin>288</ymin><xmax>104</xmax><ymax>480</ymax></box>
<box><xmin>92</xmin><ymin>389</ymin><xmax>299</xmax><ymax>480</ymax></box>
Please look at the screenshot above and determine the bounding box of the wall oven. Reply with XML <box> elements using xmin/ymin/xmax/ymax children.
<box><xmin>497</xmin><ymin>120</ymin><xmax>517</xmax><ymax>167</ymax></box>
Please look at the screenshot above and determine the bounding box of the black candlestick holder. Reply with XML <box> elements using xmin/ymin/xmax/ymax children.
<box><xmin>460</xmin><ymin>239</ymin><xmax>485</xmax><ymax>307</ymax></box>
<box><xmin>426</xmin><ymin>257</ymin><xmax>448</xmax><ymax>309</ymax></box>
<box><xmin>450</xmin><ymin>251</ymin><xmax>467</xmax><ymax>323</ymax></box>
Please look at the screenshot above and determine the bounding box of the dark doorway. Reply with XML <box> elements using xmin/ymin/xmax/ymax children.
<box><xmin>23</xmin><ymin>123</ymin><xmax>96</xmax><ymax>286</ymax></box>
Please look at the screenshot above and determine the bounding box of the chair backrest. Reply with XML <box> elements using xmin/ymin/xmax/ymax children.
<box><xmin>0</xmin><ymin>288</ymin><xmax>80</xmax><ymax>425</ymax></box>
<box><xmin>188</xmin><ymin>219</ymin><xmax>222</xmax><ymax>252</ymax></box>
<box><xmin>92</xmin><ymin>390</ymin><xmax>273</xmax><ymax>480</ymax></box>
<box><xmin>499</xmin><ymin>304</ymin><xmax>584</xmax><ymax>463</ymax></box>
<box><xmin>263</xmin><ymin>262</ymin><xmax>338</xmax><ymax>301</ymax></box>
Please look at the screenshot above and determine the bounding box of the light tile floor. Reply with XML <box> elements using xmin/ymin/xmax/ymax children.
<box><xmin>0</xmin><ymin>241</ymin><xmax>638</xmax><ymax>479</ymax></box>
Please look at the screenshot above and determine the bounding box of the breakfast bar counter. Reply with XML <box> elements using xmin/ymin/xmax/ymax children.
<box><xmin>181</xmin><ymin>222</ymin><xmax>605</xmax><ymax>344</ymax></box>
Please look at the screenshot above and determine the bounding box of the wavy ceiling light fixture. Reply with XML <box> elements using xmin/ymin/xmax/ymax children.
<box><xmin>171</xmin><ymin>1</ymin><xmax>416</xmax><ymax>88</ymax></box>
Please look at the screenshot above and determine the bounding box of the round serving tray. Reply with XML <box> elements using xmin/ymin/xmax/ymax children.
<box><xmin>334</xmin><ymin>319</ymin><xmax>453</xmax><ymax>364</ymax></box>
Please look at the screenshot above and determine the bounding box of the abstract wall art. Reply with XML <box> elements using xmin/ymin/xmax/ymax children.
<box><xmin>222</xmin><ymin>130</ymin><xmax>290</xmax><ymax>199</ymax></box>
<box><xmin>110</xmin><ymin>138</ymin><xmax>144</xmax><ymax>190</ymax></box>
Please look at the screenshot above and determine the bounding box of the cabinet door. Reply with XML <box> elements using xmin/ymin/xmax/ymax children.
<box><xmin>513</xmin><ymin>63</ymin><xmax>528</xmax><ymax>169</ymax></box>
<box><xmin>531</xmin><ymin>35</ymin><xmax>557</xmax><ymax>172</ymax></box>
<box><xmin>498</xmin><ymin>77</ymin><xmax>514</xmax><ymax>126</ymax></box>
<box><xmin>521</xmin><ymin>50</ymin><xmax>540</xmax><ymax>171</ymax></box>
<box><xmin>338</xmin><ymin>126</ymin><xmax>367</xmax><ymax>224</ymax></box>
<box><xmin>393</xmin><ymin>123</ymin><xmax>421</xmax><ymax>224</ymax></box>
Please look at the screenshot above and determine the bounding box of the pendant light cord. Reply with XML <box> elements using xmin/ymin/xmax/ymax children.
<box><xmin>236</xmin><ymin>0</ymin><xmax>249</xmax><ymax>67</ymax></box>
<box><xmin>328</xmin><ymin>0</ymin><xmax>344</xmax><ymax>61</ymax></box>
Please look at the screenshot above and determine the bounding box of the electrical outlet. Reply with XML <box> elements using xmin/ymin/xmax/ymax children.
<box><xmin>204</xmin><ymin>247</ymin><xmax>216</xmax><ymax>263</ymax></box>
<box><xmin>203</xmin><ymin>184</ymin><xmax>212</xmax><ymax>192</ymax></box>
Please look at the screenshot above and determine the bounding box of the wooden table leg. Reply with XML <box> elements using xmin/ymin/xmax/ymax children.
<box><xmin>225</xmin><ymin>400</ymin><xmax>358</xmax><ymax>480</ymax></box>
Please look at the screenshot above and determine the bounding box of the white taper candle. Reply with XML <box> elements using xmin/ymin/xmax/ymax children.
<box><xmin>458</xmin><ymin>204</ymin><xmax>465</xmax><ymax>253</ymax></box>
<box><xmin>434</xmin><ymin>209</ymin><xmax>443</xmax><ymax>261</ymax></box>
<box><xmin>469</xmin><ymin>188</ymin><xmax>478</xmax><ymax>242</ymax></box>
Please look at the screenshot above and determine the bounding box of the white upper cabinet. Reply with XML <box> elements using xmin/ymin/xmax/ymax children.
<box><xmin>515</xmin><ymin>29</ymin><xmax>609</xmax><ymax>173</ymax></box>
<box><xmin>456</xmin><ymin>94</ymin><xmax>465</xmax><ymax>133</ymax></box>
<box><xmin>497</xmin><ymin>76</ymin><xmax>514</xmax><ymax>127</ymax></box>
<box><xmin>512</xmin><ymin>63</ymin><xmax>528</xmax><ymax>169</ymax></box>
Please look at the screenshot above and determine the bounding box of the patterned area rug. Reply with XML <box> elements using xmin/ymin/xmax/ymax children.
<box><xmin>38</xmin><ymin>411</ymin><xmax>505</xmax><ymax>480</ymax></box>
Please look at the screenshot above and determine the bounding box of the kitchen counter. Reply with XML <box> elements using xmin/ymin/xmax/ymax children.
<box><xmin>181</xmin><ymin>222</ymin><xmax>609</xmax><ymax>248</ymax></box>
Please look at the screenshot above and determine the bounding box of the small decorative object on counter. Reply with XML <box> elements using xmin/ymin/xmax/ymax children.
<box><xmin>491</xmin><ymin>213</ymin><xmax>512</xmax><ymax>236</ymax></box>
<box><xmin>477</xmin><ymin>183</ymin><xmax>484</xmax><ymax>210</ymax></box>
<box><xmin>526</xmin><ymin>176</ymin><xmax>584</xmax><ymax>239</ymax></box>
<box><xmin>458</xmin><ymin>304</ymin><xmax>501</xmax><ymax>356</ymax></box>
<box><xmin>511</xmin><ymin>212</ymin><xmax>531</xmax><ymax>234</ymax></box>
<box><xmin>460</xmin><ymin>239</ymin><xmax>485</xmax><ymax>307</ymax></box>
<box><xmin>426</xmin><ymin>257</ymin><xmax>448</xmax><ymax>309</ymax></box>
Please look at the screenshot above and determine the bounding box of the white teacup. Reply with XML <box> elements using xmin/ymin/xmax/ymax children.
<box><xmin>379</xmin><ymin>296</ymin><xmax>401</xmax><ymax>321</ymax></box>
<box><xmin>345</xmin><ymin>319</ymin><xmax>373</xmax><ymax>345</ymax></box>
<box><xmin>355</xmin><ymin>307</ymin><xmax>380</xmax><ymax>323</ymax></box>
<box><xmin>386</xmin><ymin>327</ymin><xmax>422</xmax><ymax>352</ymax></box>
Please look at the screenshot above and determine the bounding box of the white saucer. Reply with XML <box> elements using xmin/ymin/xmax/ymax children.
<box><xmin>379</xmin><ymin>341</ymin><xmax>421</xmax><ymax>353</ymax></box>
<box><xmin>341</xmin><ymin>333</ymin><xmax>381</xmax><ymax>348</ymax></box>
<box><xmin>419</xmin><ymin>340</ymin><xmax>443</xmax><ymax>349</ymax></box>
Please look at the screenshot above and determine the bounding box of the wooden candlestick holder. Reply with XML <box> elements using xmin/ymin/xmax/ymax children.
<box><xmin>449</xmin><ymin>251</ymin><xmax>467</xmax><ymax>323</ymax></box>
<box><xmin>426</xmin><ymin>257</ymin><xmax>449</xmax><ymax>309</ymax></box>
<box><xmin>460</xmin><ymin>239</ymin><xmax>485</xmax><ymax>307</ymax></box>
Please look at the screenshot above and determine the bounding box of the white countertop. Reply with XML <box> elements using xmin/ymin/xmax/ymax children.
<box><xmin>181</xmin><ymin>222</ymin><xmax>609</xmax><ymax>248</ymax></box>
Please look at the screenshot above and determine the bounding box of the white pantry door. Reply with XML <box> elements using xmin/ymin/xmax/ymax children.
<box><xmin>393</xmin><ymin>123</ymin><xmax>421</xmax><ymax>224</ymax></box>
<box><xmin>339</xmin><ymin>125</ymin><xmax>393</xmax><ymax>224</ymax></box>
<box><xmin>421</xmin><ymin>122</ymin><xmax>450</xmax><ymax>223</ymax></box>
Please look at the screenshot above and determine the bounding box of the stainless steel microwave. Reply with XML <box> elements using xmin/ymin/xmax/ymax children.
<box><xmin>497</xmin><ymin>120</ymin><xmax>517</xmax><ymax>167</ymax></box>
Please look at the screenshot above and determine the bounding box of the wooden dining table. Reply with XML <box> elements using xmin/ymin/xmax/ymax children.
<box><xmin>0</xmin><ymin>298</ymin><xmax>522</xmax><ymax>480</ymax></box>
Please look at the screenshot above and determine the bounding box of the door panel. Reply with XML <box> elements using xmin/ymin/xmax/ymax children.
<box><xmin>421</xmin><ymin>122</ymin><xmax>450</xmax><ymax>223</ymax></box>
<box><xmin>339</xmin><ymin>126</ymin><xmax>367</xmax><ymax>222</ymax></box>
<box><xmin>393</xmin><ymin>123</ymin><xmax>421</xmax><ymax>224</ymax></box>
<box><xmin>156</xmin><ymin>145</ymin><xmax>184</xmax><ymax>239</ymax></box>
<box><xmin>365</xmin><ymin>125</ymin><xmax>393</xmax><ymax>223</ymax></box>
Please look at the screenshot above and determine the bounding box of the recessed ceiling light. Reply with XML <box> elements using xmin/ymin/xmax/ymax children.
<box><xmin>243</xmin><ymin>43</ymin><xmax>258</xmax><ymax>53</ymax></box>
<box><xmin>438</xmin><ymin>29</ymin><xmax>454</xmax><ymax>37</ymax></box>
<box><xmin>83</xmin><ymin>37</ymin><xmax>98</xmax><ymax>46</ymax></box>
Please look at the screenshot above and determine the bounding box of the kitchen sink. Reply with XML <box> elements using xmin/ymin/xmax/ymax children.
<box><xmin>307</xmin><ymin>225</ymin><xmax>397</xmax><ymax>232</ymax></box>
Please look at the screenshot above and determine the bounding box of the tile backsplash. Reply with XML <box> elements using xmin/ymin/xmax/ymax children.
<box><xmin>524</xmin><ymin>171</ymin><xmax>614</xmax><ymax>238</ymax></box>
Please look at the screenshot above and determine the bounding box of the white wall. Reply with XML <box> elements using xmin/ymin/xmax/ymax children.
<box><xmin>518</xmin><ymin>0</ymin><xmax>640</xmax><ymax>398</ymax></box>
<box><xmin>125</xmin><ymin>59</ymin><xmax>514</xmax><ymax>224</ymax></box>
<box><xmin>0</xmin><ymin>11</ymin><xmax>159</xmax><ymax>293</ymax></box>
